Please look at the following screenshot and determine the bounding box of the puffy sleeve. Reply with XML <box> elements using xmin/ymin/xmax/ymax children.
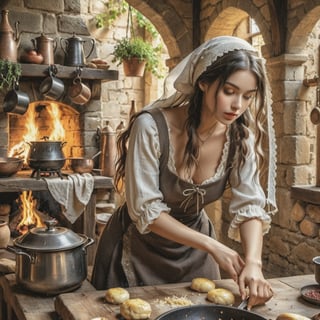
<box><xmin>125</xmin><ymin>112</ymin><xmax>171</xmax><ymax>234</ymax></box>
<box><xmin>228</xmin><ymin>132</ymin><xmax>272</xmax><ymax>242</ymax></box>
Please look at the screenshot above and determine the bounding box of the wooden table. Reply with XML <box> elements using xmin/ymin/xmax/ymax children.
<box><xmin>0</xmin><ymin>171</ymin><xmax>114</xmax><ymax>265</ymax></box>
<box><xmin>53</xmin><ymin>274</ymin><xmax>318</xmax><ymax>320</ymax></box>
<box><xmin>0</xmin><ymin>273</ymin><xmax>319</xmax><ymax>320</ymax></box>
<box><xmin>0</xmin><ymin>273</ymin><xmax>95</xmax><ymax>320</ymax></box>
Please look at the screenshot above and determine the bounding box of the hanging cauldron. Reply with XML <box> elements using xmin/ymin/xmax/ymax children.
<box><xmin>27</xmin><ymin>138</ymin><xmax>66</xmax><ymax>171</ymax></box>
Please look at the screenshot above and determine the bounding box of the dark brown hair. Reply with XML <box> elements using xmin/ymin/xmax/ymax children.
<box><xmin>114</xmin><ymin>49</ymin><xmax>267</xmax><ymax>192</ymax></box>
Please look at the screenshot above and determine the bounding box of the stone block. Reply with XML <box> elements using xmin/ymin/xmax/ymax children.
<box><xmin>279</xmin><ymin>136</ymin><xmax>310</xmax><ymax>164</ymax></box>
<box><xmin>58</xmin><ymin>15</ymin><xmax>90</xmax><ymax>35</ymax></box>
<box><xmin>25</xmin><ymin>0</ymin><xmax>64</xmax><ymax>13</ymax></box>
<box><xmin>43</xmin><ymin>14</ymin><xmax>58</xmax><ymax>34</ymax></box>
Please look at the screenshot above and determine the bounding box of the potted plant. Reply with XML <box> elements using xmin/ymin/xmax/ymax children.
<box><xmin>112</xmin><ymin>37</ymin><xmax>162</xmax><ymax>78</ymax></box>
<box><xmin>0</xmin><ymin>59</ymin><xmax>21</xmax><ymax>91</ymax></box>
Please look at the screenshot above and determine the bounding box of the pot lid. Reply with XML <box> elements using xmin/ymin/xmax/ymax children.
<box><xmin>13</xmin><ymin>219</ymin><xmax>86</xmax><ymax>251</ymax></box>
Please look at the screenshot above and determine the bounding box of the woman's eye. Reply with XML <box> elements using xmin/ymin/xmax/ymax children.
<box><xmin>244</xmin><ymin>94</ymin><xmax>253</xmax><ymax>100</ymax></box>
<box><xmin>224</xmin><ymin>88</ymin><xmax>234</xmax><ymax>95</ymax></box>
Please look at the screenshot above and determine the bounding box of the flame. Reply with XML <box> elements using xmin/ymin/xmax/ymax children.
<box><xmin>8</xmin><ymin>102</ymin><xmax>65</xmax><ymax>162</ymax></box>
<box><xmin>17</xmin><ymin>191</ymin><xmax>45</xmax><ymax>234</ymax></box>
<box><xmin>47</xmin><ymin>103</ymin><xmax>65</xmax><ymax>141</ymax></box>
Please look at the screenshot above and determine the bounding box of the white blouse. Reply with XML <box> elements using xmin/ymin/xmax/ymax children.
<box><xmin>125</xmin><ymin>112</ymin><xmax>272</xmax><ymax>242</ymax></box>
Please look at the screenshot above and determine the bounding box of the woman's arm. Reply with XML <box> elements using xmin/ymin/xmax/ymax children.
<box><xmin>149</xmin><ymin>211</ymin><xmax>245</xmax><ymax>283</ymax></box>
<box><xmin>238</xmin><ymin>218</ymin><xmax>273</xmax><ymax>309</ymax></box>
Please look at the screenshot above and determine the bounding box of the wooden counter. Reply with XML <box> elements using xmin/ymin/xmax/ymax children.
<box><xmin>0</xmin><ymin>171</ymin><xmax>114</xmax><ymax>264</ymax></box>
<box><xmin>0</xmin><ymin>273</ymin><xmax>318</xmax><ymax>320</ymax></box>
<box><xmin>0</xmin><ymin>273</ymin><xmax>95</xmax><ymax>320</ymax></box>
<box><xmin>54</xmin><ymin>274</ymin><xmax>319</xmax><ymax>320</ymax></box>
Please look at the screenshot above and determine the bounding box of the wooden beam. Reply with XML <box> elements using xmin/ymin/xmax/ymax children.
<box><xmin>268</xmin><ymin>0</ymin><xmax>287</xmax><ymax>55</ymax></box>
<box><xmin>192</xmin><ymin>0</ymin><xmax>201</xmax><ymax>49</ymax></box>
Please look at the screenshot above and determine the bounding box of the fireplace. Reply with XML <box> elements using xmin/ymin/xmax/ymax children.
<box><xmin>9</xmin><ymin>100</ymin><xmax>81</xmax><ymax>161</ymax></box>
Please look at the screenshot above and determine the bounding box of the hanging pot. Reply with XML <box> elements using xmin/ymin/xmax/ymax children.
<box><xmin>27</xmin><ymin>139</ymin><xmax>66</xmax><ymax>170</ymax></box>
<box><xmin>7</xmin><ymin>219</ymin><xmax>94</xmax><ymax>295</ymax></box>
<box><xmin>123</xmin><ymin>57</ymin><xmax>146</xmax><ymax>77</ymax></box>
<box><xmin>39</xmin><ymin>65</ymin><xmax>65</xmax><ymax>100</ymax></box>
<box><xmin>3</xmin><ymin>81</ymin><xmax>30</xmax><ymax>115</ymax></box>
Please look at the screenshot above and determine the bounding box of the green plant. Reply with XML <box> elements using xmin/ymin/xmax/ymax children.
<box><xmin>0</xmin><ymin>59</ymin><xmax>22</xmax><ymax>91</ymax></box>
<box><xmin>112</xmin><ymin>37</ymin><xmax>163</xmax><ymax>78</ymax></box>
<box><xmin>95</xmin><ymin>0</ymin><xmax>127</xmax><ymax>29</ymax></box>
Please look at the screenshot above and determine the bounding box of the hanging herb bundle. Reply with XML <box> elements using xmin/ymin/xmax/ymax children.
<box><xmin>0</xmin><ymin>59</ymin><xmax>22</xmax><ymax>91</ymax></box>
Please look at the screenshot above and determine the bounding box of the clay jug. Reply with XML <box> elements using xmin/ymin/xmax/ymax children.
<box><xmin>0</xmin><ymin>219</ymin><xmax>10</xmax><ymax>248</ymax></box>
<box><xmin>32</xmin><ymin>33</ymin><xmax>57</xmax><ymax>65</ymax></box>
<box><xmin>60</xmin><ymin>33</ymin><xmax>95</xmax><ymax>67</ymax></box>
<box><xmin>99</xmin><ymin>121</ymin><xmax>117</xmax><ymax>177</ymax></box>
<box><xmin>0</xmin><ymin>10</ymin><xmax>20</xmax><ymax>62</ymax></box>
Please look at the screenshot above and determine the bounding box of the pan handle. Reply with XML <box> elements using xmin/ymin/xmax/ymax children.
<box><xmin>238</xmin><ymin>298</ymin><xmax>249</xmax><ymax>310</ymax></box>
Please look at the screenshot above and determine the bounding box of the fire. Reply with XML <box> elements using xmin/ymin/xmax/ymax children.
<box><xmin>8</xmin><ymin>102</ymin><xmax>66</xmax><ymax>163</ymax></box>
<box><xmin>17</xmin><ymin>191</ymin><xmax>45</xmax><ymax>234</ymax></box>
<box><xmin>47</xmin><ymin>104</ymin><xmax>65</xmax><ymax>141</ymax></box>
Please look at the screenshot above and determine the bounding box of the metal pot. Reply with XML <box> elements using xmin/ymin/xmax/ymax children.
<box><xmin>155</xmin><ymin>304</ymin><xmax>267</xmax><ymax>320</ymax></box>
<box><xmin>27</xmin><ymin>139</ymin><xmax>66</xmax><ymax>170</ymax></box>
<box><xmin>0</xmin><ymin>157</ymin><xmax>23</xmax><ymax>177</ymax></box>
<box><xmin>8</xmin><ymin>220</ymin><xmax>94</xmax><ymax>295</ymax></box>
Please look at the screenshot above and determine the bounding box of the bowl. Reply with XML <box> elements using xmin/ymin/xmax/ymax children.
<box><xmin>0</xmin><ymin>157</ymin><xmax>23</xmax><ymax>177</ymax></box>
<box><xmin>313</xmin><ymin>256</ymin><xmax>320</xmax><ymax>284</ymax></box>
<box><xmin>69</xmin><ymin>157</ymin><xmax>94</xmax><ymax>174</ymax></box>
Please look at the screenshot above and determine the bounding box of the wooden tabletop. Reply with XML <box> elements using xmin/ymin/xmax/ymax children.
<box><xmin>0</xmin><ymin>170</ymin><xmax>113</xmax><ymax>192</ymax></box>
<box><xmin>54</xmin><ymin>274</ymin><xmax>320</xmax><ymax>320</ymax></box>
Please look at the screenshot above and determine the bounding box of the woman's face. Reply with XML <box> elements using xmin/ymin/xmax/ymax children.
<box><xmin>200</xmin><ymin>69</ymin><xmax>257</xmax><ymax>125</ymax></box>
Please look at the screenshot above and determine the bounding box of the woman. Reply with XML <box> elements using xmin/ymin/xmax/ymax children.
<box><xmin>92</xmin><ymin>36</ymin><xmax>277</xmax><ymax>309</ymax></box>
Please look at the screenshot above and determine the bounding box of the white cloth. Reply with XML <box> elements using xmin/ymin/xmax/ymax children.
<box><xmin>125</xmin><ymin>113</ymin><xmax>271</xmax><ymax>241</ymax></box>
<box><xmin>145</xmin><ymin>35</ymin><xmax>277</xmax><ymax>216</ymax></box>
<box><xmin>44</xmin><ymin>173</ymin><xmax>94</xmax><ymax>224</ymax></box>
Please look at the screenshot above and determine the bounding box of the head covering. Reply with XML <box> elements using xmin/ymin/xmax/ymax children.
<box><xmin>145</xmin><ymin>35</ymin><xmax>277</xmax><ymax>215</ymax></box>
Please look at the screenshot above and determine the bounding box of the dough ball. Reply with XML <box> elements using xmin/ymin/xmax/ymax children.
<box><xmin>276</xmin><ymin>313</ymin><xmax>311</xmax><ymax>320</ymax></box>
<box><xmin>190</xmin><ymin>277</ymin><xmax>216</xmax><ymax>293</ymax></box>
<box><xmin>105</xmin><ymin>287</ymin><xmax>130</xmax><ymax>304</ymax></box>
<box><xmin>120</xmin><ymin>298</ymin><xmax>152</xmax><ymax>320</ymax></box>
<box><xmin>207</xmin><ymin>288</ymin><xmax>235</xmax><ymax>305</ymax></box>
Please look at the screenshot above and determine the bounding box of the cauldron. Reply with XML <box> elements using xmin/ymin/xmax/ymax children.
<box><xmin>27</xmin><ymin>139</ymin><xmax>66</xmax><ymax>171</ymax></box>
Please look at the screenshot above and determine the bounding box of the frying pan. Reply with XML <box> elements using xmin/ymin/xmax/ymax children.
<box><xmin>154</xmin><ymin>304</ymin><xmax>267</xmax><ymax>320</ymax></box>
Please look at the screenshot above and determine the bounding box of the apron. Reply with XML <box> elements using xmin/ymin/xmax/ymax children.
<box><xmin>91</xmin><ymin>108</ymin><xmax>235</xmax><ymax>290</ymax></box>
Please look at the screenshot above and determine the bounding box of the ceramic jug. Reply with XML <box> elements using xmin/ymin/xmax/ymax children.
<box><xmin>32</xmin><ymin>33</ymin><xmax>57</xmax><ymax>65</ymax></box>
<box><xmin>60</xmin><ymin>33</ymin><xmax>95</xmax><ymax>67</ymax></box>
<box><xmin>0</xmin><ymin>9</ymin><xmax>20</xmax><ymax>62</ymax></box>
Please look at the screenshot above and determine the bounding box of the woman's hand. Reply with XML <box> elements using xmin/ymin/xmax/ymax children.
<box><xmin>238</xmin><ymin>261</ymin><xmax>273</xmax><ymax>310</ymax></box>
<box><xmin>209</xmin><ymin>241</ymin><xmax>245</xmax><ymax>283</ymax></box>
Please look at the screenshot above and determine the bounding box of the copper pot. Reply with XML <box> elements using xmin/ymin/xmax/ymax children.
<box><xmin>0</xmin><ymin>157</ymin><xmax>23</xmax><ymax>177</ymax></box>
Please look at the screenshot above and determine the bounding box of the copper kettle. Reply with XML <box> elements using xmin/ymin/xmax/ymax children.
<box><xmin>60</xmin><ymin>33</ymin><xmax>95</xmax><ymax>67</ymax></box>
<box><xmin>32</xmin><ymin>33</ymin><xmax>57</xmax><ymax>65</ymax></box>
<box><xmin>0</xmin><ymin>9</ymin><xmax>20</xmax><ymax>62</ymax></box>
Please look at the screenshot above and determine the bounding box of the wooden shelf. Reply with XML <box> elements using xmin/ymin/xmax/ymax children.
<box><xmin>21</xmin><ymin>63</ymin><xmax>119</xmax><ymax>81</ymax></box>
<box><xmin>291</xmin><ymin>185</ymin><xmax>320</xmax><ymax>205</ymax></box>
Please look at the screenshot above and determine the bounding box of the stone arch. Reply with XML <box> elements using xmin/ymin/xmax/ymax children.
<box><xmin>287</xmin><ymin>5</ymin><xmax>320</xmax><ymax>53</ymax></box>
<box><xmin>126</xmin><ymin>0</ymin><xmax>192</xmax><ymax>62</ymax></box>
<box><xmin>203</xmin><ymin>1</ymin><xmax>273</xmax><ymax>58</ymax></box>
